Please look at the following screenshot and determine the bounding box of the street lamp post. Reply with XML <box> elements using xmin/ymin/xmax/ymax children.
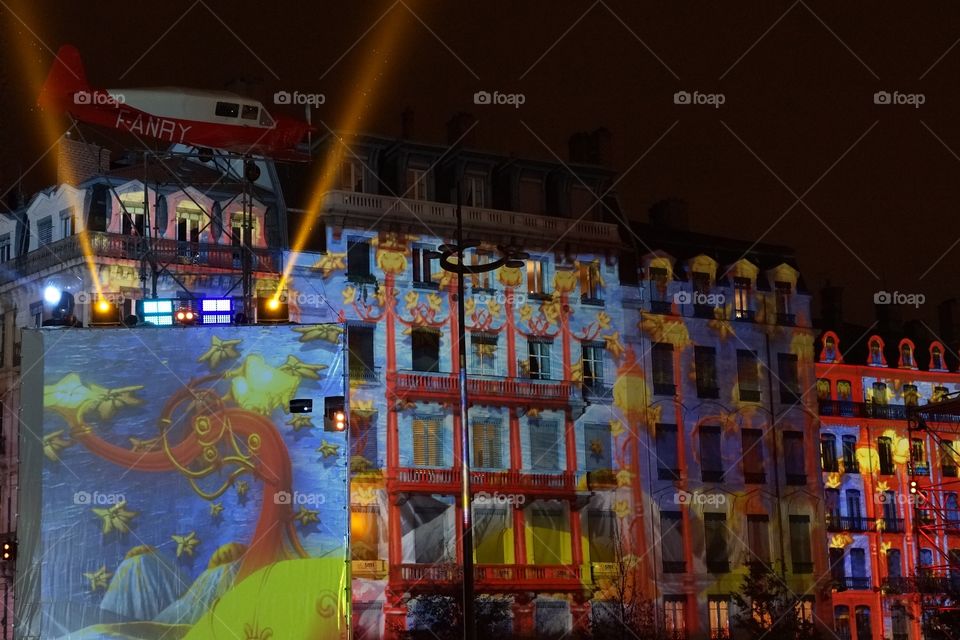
<box><xmin>436</xmin><ymin>188</ymin><xmax>527</xmax><ymax>640</ymax></box>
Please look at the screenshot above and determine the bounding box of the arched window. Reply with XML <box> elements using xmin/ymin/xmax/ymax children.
<box><xmin>868</xmin><ymin>337</ymin><xmax>885</xmax><ymax>366</ymax></box>
<box><xmin>898</xmin><ymin>339</ymin><xmax>915</xmax><ymax>369</ymax></box>
<box><xmin>820</xmin><ymin>332</ymin><xmax>841</xmax><ymax>363</ymax></box>
<box><xmin>946</xmin><ymin>493</ymin><xmax>959</xmax><ymax>526</ymax></box>
<box><xmin>817</xmin><ymin>378</ymin><xmax>831</xmax><ymax>401</ymax></box>
<box><xmin>931</xmin><ymin>343</ymin><xmax>946</xmax><ymax>371</ymax></box>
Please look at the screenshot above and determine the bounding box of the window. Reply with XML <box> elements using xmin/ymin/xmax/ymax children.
<box><xmin>775</xmin><ymin>282</ymin><xmax>792</xmax><ymax>323</ymax></box>
<box><xmin>240</xmin><ymin>104</ymin><xmax>259</xmax><ymax>120</ymax></box>
<box><xmin>932</xmin><ymin>346</ymin><xmax>945</xmax><ymax>371</ymax></box>
<box><xmin>656</xmin><ymin>424</ymin><xmax>679</xmax><ymax>480</ymax></box>
<box><xmin>886</xmin><ymin>548</ymin><xmax>902</xmax><ymax>579</ymax></box>
<box><xmin>258</xmin><ymin>109</ymin><xmax>273</xmax><ymax>127</ymax></box>
<box><xmin>704</xmin><ymin>513</ymin><xmax>729</xmax><ymax>573</ymax></box>
<box><xmin>587</xmin><ymin>510</ymin><xmax>616</xmax><ymax>562</ymax></box>
<box><xmin>850</xmin><ymin>548</ymin><xmax>866</xmax><ymax>585</ymax></box>
<box><xmin>854</xmin><ymin>606</ymin><xmax>872</xmax><ymax>640</ymax></box>
<box><xmin>412</xmin><ymin>418</ymin><xmax>444</xmax><ymax>467</ymax></box>
<box><xmin>746</xmin><ymin>515</ymin><xmax>770</xmax><ymax>565</ymax></box>
<box><xmin>837</xmin><ymin>380</ymin><xmax>852</xmax><ymax>401</ymax></box>
<box><xmin>826</xmin><ymin>489</ymin><xmax>841</xmax><ymax>528</ymax></box>
<box><xmin>0</xmin><ymin>234</ymin><xmax>10</xmax><ymax>262</ymax></box>
<box><xmin>407</xmin><ymin>168</ymin><xmax>427</xmax><ymax>200</ymax></box>
<box><xmin>933</xmin><ymin>385</ymin><xmax>949</xmax><ymax>402</ymax></box>
<box><xmin>473</xmin><ymin>420</ymin><xmax>502</xmax><ymax>469</ymax></box>
<box><xmin>652</xmin><ymin>343</ymin><xmax>675</xmax><ymax>395</ymax></box>
<box><xmin>783</xmin><ymin>432</ymin><xmax>806</xmax><ymax>484</ymax></box>
<box><xmin>120</xmin><ymin>198</ymin><xmax>145</xmax><ymax>236</ymax></box>
<box><xmin>176</xmin><ymin>207</ymin><xmax>202</xmax><ymax>244</ymax></box>
<box><xmin>339</xmin><ymin>160</ymin><xmax>364</xmax><ymax>192</ymax></box>
<box><xmin>821</xmin><ymin>434</ymin><xmax>839</xmax><ymax>472</ymax></box>
<box><xmin>708</xmin><ymin>597</ymin><xmax>730</xmax><ymax>639</ymax></box>
<box><xmin>778</xmin><ymin>353</ymin><xmax>800</xmax><ymax>403</ymax></box>
<box><xmin>527</xmin><ymin>339</ymin><xmax>551</xmax><ymax>380</ymax></box>
<box><xmin>660</xmin><ymin>511</ymin><xmax>685</xmax><ymax>572</ymax></box>
<box><xmin>842</xmin><ymin>435</ymin><xmax>858</xmax><ymax>472</ymax></box>
<box><xmin>530</xmin><ymin>420</ymin><xmax>560</xmax><ymax>471</ymax></box>
<box><xmin>60</xmin><ymin>208</ymin><xmax>75</xmax><ymax>237</ymax></box>
<box><xmin>581</xmin><ymin>342</ymin><xmax>604</xmax><ymax>389</ymax></box>
<box><xmin>411</xmin><ymin>328</ymin><xmax>440</xmax><ymax>372</ymax></box>
<box><xmin>37</xmin><ymin>216</ymin><xmax>53</xmax><ymax>246</ymax></box>
<box><xmin>911</xmin><ymin>438</ymin><xmax>928</xmax><ymax>474</ymax></box>
<box><xmin>692</xmin><ymin>271</ymin><xmax>710</xmax><ymax>295</ymax></box>
<box><xmin>474</xmin><ymin>506</ymin><xmax>508</xmax><ymax>564</ymax></box>
<box><xmin>834</xmin><ymin>606</ymin><xmax>851</xmax><ymax>640</ymax></box>
<box><xmin>789</xmin><ymin>515</ymin><xmax>812</xmax><ymax>573</ymax></box>
<box><xmin>797</xmin><ymin>599</ymin><xmax>814</xmax><ymax>625</ymax></box>
<box><xmin>878</xmin><ymin>437</ymin><xmax>895</xmax><ymax>475</ymax></box>
<box><xmin>470</xmin><ymin>333</ymin><xmax>497</xmax><ymax>376</ymax></box>
<box><xmin>347</xmin><ymin>238</ymin><xmax>371</xmax><ymax>279</ymax></box>
<box><xmin>469</xmin><ymin>248</ymin><xmax>494</xmax><ymax>289</ymax></box>
<box><xmin>737</xmin><ymin>349</ymin><xmax>760</xmax><ymax>401</ymax></box>
<box><xmin>817</xmin><ymin>378</ymin><xmax>831</xmax><ymax>400</ymax></box>
<box><xmin>664</xmin><ymin>597</ymin><xmax>686</xmax><ymax>636</ymax></box>
<box><xmin>733</xmin><ymin>277</ymin><xmax>752</xmax><ymax>319</ymax></box>
<box><xmin>741</xmin><ymin>429</ymin><xmax>765</xmax><ymax>483</ymax></box>
<box><xmin>411</xmin><ymin>502</ymin><xmax>448</xmax><ymax>563</ymax></box>
<box><xmin>351</xmin><ymin>506</ymin><xmax>380</xmax><ymax>561</ymax></box>
<box><xmin>941</xmin><ymin>440</ymin><xmax>958</xmax><ymax>477</ymax></box>
<box><xmin>919</xmin><ymin>548</ymin><xmax>933</xmax><ymax>575</ymax></box>
<box><xmin>464</xmin><ymin>175</ymin><xmax>485</xmax><ymax>207</ymax></box>
<box><xmin>881</xmin><ymin>491</ymin><xmax>899</xmax><ymax>528</ymax></box>
<box><xmin>868</xmin><ymin>338</ymin><xmax>884</xmax><ymax>366</ymax></box>
<box><xmin>695</xmin><ymin>346</ymin><xmax>719</xmax><ymax>398</ymax></box>
<box><xmin>649</xmin><ymin>267</ymin><xmax>669</xmax><ymax>304</ymax></box>
<box><xmin>846</xmin><ymin>490</ymin><xmax>863</xmax><ymax>529</ymax></box>
<box><xmin>411</xmin><ymin>247</ymin><xmax>436</xmax><ymax>286</ymax></box>
<box><xmin>829</xmin><ymin>548</ymin><xmax>846</xmax><ymax>582</ymax></box>
<box><xmin>348</xmin><ymin>326</ymin><xmax>376</xmax><ymax>382</ymax></box>
<box><xmin>891</xmin><ymin>605</ymin><xmax>908</xmax><ymax>640</ymax></box>
<box><xmin>529</xmin><ymin>503</ymin><xmax>565</xmax><ymax>564</ymax></box>
<box><xmin>526</xmin><ymin>259</ymin><xmax>548</xmax><ymax>297</ymax></box>
<box><xmin>946</xmin><ymin>492</ymin><xmax>960</xmax><ymax>527</ymax></box>
<box><xmin>584</xmin><ymin>423</ymin><xmax>612</xmax><ymax>471</ymax></box>
<box><xmin>700</xmin><ymin>426</ymin><xmax>723</xmax><ymax>482</ymax></box>
<box><xmin>871</xmin><ymin>382</ymin><xmax>888</xmax><ymax>405</ymax></box>
<box><xmin>579</xmin><ymin>261</ymin><xmax>602</xmax><ymax>302</ymax></box>
<box><xmin>215</xmin><ymin>101</ymin><xmax>239</xmax><ymax>117</ymax></box>
<box><xmin>903</xmin><ymin>384</ymin><xmax>919</xmax><ymax>406</ymax></box>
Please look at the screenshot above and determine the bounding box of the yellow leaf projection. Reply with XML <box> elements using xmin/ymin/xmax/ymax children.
<box><xmin>228</xmin><ymin>355</ymin><xmax>300</xmax><ymax>415</ymax></box>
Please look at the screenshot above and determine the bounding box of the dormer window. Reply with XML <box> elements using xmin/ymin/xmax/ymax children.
<box><xmin>733</xmin><ymin>277</ymin><xmax>752</xmax><ymax>321</ymax></box>
<box><xmin>407</xmin><ymin>168</ymin><xmax>427</xmax><ymax>201</ymax></box>
<box><xmin>822</xmin><ymin>335</ymin><xmax>837</xmax><ymax>363</ymax></box>
<box><xmin>931</xmin><ymin>344</ymin><xmax>946</xmax><ymax>371</ymax></box>
<box><xmin>868</xmin><ymin>337</ymin><xmax>885</xmax><ymax>366</ymax></box>
<box><xmin>339</xmin><ymin>160</ymin><xmax>364</xmax><ymax>193</ymax></box>
<box><xmin>899</xmin><ymin>340</ymin><xmax>915</xmax><ymax>369</ymax></box>
<box><xmin>775</xmin><ymin>282</ymin><xmax>794</xmax><ymax>325</ymax></box>
<box><xmin>464</xmin><ymin>174</ymin><xmax>485</xmax><ymax>207</ymax></box>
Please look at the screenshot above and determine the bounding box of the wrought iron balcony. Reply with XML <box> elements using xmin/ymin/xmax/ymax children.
<box><xmin>389</xmin><ymin>563</ymin><xmax>583</xmax><ymax>591</ymax></box>
<box><xmin>878</xmin><ymin>517</ymin><xmax>905</xmax><ymax>533</ymax></box>
<box><xmin>818</xmin><ymin>400</ymin><xmax>960</xmax><ymax>423</ymax></box>
<box><xmin>826</xmin><ymin>515</ymin><xmax>869</xmax><ymax>532</ymax></box>
<box><xmin>392</xmin><ymin>370</ymin><xmax>574</xmax><ymax>407</ymax></box>
<box><xmin>834</xmin><ymin>575</ymin><xmax>871</xmax><ymax>590</ymax></box>
<box><xmin>389</xmin><ymin>466</ymin><xmax>576</xmax><ymax>497</ymax></box>
<box><xmin>349</xmin><ymin>365</ymin><xmax>381</xmax><ymax>384</ymax></box>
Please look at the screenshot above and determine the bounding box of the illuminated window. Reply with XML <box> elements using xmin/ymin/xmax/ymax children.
<box><xmin>351</xmin><ymin>506</ymin><xmax>379</xmax><ymax>561</ymax></box>
<box><xmin>473</xmin><ymin>506</ymin><xmax>508</xmax><ymax>564</ymax></box>
<box><xmin>60</xmin><ymin>208</ymin><xmax>76</xmax><ymax>238</ymax></box>
<box><xmin>816</xmin><ymin>378</ymin><xmax>831</xmax><ymax>400</ymax></box>
<box><xmin>700</xmin><ymin>426</ymin><xmax>723</xmax><ymax>482</ymax></box>
<box><xmin>140</xmin><ymin>299</ymin><xmax>174</xmax><ymax>326</ymax></box>
<box><xmin>733</xmin><ymin>277</ymin><xmax>752</xmax><ymax>319</ymax></box>
<box><xmin>528</xmin><ymin>503</ymin><xmax>566</xmax><ymax>564</ymax></box>
<box><xmin>176</xmin><ymin>206</ymin><xmax>202</xmax><ymax>244</ymax></box>
<box><xmin>837</xmin><ymin>380</ymin><xmax>852</xmax><ymax>401</ymax></box>
<box><xmin>663</xmin><ymin>597</ymin><xmax>686</xmax><ymax>636</ymax></box>
<box><xmin>407</xmin><ymin>168</ymin><xmax>427</xmax><ymax>200</ymax></box>
<box><xmin>911</xmin><ymin>438</ymin><xmax>928</xmax><ymax>473</ymax></box>
<box><xmin>526</xmin><ymin>259</ymin><xmax>548</xmax><ymax>296</ymax></box>
<box><xmin>338</xmin><ymin>160</ymin><xmax>364</xmax><ymax>193</ymax></box>
<box><xmin>796</xmin><ymin>598</ymin><xmax>814</xmax><ymax>625</ymax></box>
<box><xmin>877</xmin><ymin>437</ymin><xmax>895</xmax><ymax>475</ymax></box>
<box><xmin>120</xmin><ymin>198</ymin><xmax>145</xmax><ymax>236</ymax></box>
<box><xmin>584</xmin><ymin>423</ymin><xmax>612</xmax><ymax>471</ymax></box>
<box><xmin>472</xmin><ymin>420</ymin><xmax>502</xmax><ymax>469</ymax></box>
<box><xmin>411</xmin><ymin>247</ymin><xmax>436</xmax><ymax>286</ymax></box>
<box><xmin>580</xmin><ymin>261</ymin><xmax>602</xmax><ymax>301</ymax></box>
<box><xmin>469</xmin><ymin>248</ymin><xmax>493</xmax><ymax>289</ymax></box>
<box><xmin>903</xmin><ymin>384</ymin><xmax>919</xmax><ymax>407</ymax></box>
<box><xmin>470</xmin><ymin>333</ymin><xmax>497</xmax><ymax>376</ymax></box>
<box><xmin>933</xmin><ymin>385</ymin><xmax>949</xmax><ymax>403</ymax></box>
<box><xmin>708</xmin><ymin>597</ymin><xmax>730</xmax><ymax>639</ymax></box>
<box><xmin>412</xmin><ymin>417</ymin><xmax>443</xmax><ymax>467</ymax></box>
<box><xmin>941</xmin><ymin>440</ymin><xmax>958</xmax><ymax>477</ymax></box>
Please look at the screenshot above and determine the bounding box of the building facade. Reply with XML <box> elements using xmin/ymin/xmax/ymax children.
<box><xmin>816</xmin><ymin>329</ymin><xmax>960</xmax><ymax>640</ymax></box>
<box><xmin>0</xmin><ymin>133</ymin><xmax>835</xmax><ymax>639</ymax></box>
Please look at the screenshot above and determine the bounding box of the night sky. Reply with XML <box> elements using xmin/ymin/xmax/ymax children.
<box><xmin>2</xmin><ymin>1</ymin><xmax>959</xmax><ymax>328</ymax></box>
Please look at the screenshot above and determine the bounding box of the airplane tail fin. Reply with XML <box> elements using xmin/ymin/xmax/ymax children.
<box><xmin>38</xmin><ymin>45</ymin><xmax>89</xmax><ymax>111</ymax></box>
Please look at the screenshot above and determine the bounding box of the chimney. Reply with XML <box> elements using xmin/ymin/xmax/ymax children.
<box><xmin>401</xmin><ymin>107</ymin><xmax>415</xmax><ymax>139</ymax></box>
<box><xmin>446</xmin><ymin>112</ymin><xmax>477</xmax><ymax>147</ymax></box>
<box><xmin>648</xmin><ymin>198</ymin><xmax>690</xmax><ymax>231</ymax></box>
<box><xmin>820</xmin><ymin>281</ymin><xmax>844</xmax><ymax>328</ymax></box>
<box><xmin>568</xmin><ymin>127</ymin><xmax>612</xmax><ymax>166</ymax></box>
<box><xmin>58</xmin><ymin>136</ymin><xmax>110</xmax><ymax>185</ymax></box>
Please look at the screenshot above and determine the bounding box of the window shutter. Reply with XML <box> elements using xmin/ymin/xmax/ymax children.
<box><xmin>531</xmin><ymin>420</ymin><xmax>560</xmax><ymax>470</ymax></box>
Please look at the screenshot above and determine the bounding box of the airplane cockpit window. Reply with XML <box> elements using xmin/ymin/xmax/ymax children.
<box><xmin>241</xmin><ymin>105</ymin><xmax>259</xmax><ymax>120</ymax></box>
<box><xmin>259</xmin><ymin>109</ymin><xmax>274</xmax><ymax>127</ymax></box>
<box><xmin>215</xmin><ymin>101</ymin><xmax>239</xmax><ymax>118</ymax></box>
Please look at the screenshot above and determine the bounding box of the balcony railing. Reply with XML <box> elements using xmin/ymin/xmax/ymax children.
<box><xmin>393</xmin><ymin>370</ymin><xmax>573</xmax><ymax>405</ymax></box>
<box><xmin>835</xmin><ymin>576</ymin><xmax>871</xmax><ymax>590</ymax></box>
<box><xmin>389</xmin><ymin>563</ymin><xmax>583</xmax><ymax>591</ymax></box>
<box><xmin>818</xmin><ymin>400</ymin><xmax>960</xmax><ymax>423</ymax></box>
<box><xmin>349</xmin><ymin>366</ymin><xmax>381</xmax><ymax>384</ymax></box>
<box><xmin>879</xmin><ymin>517</ymin><xmax>905</xmax><ymax>533</ymax></box>
<box><xmin>582</xmin><ymin>381</ymin><xmax>613</xmax><ymax>402</ymax></box>
<box><xmin>0</xmin><ymin>231</ymin><xmax>282</xmax><ymax>285</ymax></box>
<box><xmin>389</xmin><ymin>466</ymin><xmax>576</xmax><ymax>496</ymax></box>
<box><xmin>826</xmin><ymin>515</ymin><xmax>869</xmax><ymax>532</ymax></box>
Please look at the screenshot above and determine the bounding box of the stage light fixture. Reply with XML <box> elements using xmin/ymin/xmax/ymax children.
<box><xmin>90</xmin><ymin>298</ymin><xmax>121</xmax><ymax>326</ymax></box>
<box><xmin>43</xmin><ymin>285</ymin><xmax>62</xmax><ymax>304</ymax></box>
<box><xmin>324</xmin><ymin>396</ymin><xmax>346</xmax><ymax>432</ymax></box>
<box><xmin>139</xmin><ymin>299</ymin><xmax>175</xmax><ymax>326</ymax></box>
<box><xmin>910</xmin><ymin>481</ymin><xmax>918</xmax><ymax>494</ymax></box>
<box><xmin>175</xmin><ymin>307</ymin><xmax>196</xmax><ymax>325</ymax></box>
<box><xmin>200</xmin><ymin>298</ymin><xmax>233</xmax><ymax>325</ymax></box>
<box><xmin>256</xmin><ymin>294</ymin><xmax>289</xmax><ymax>323</ymax></box>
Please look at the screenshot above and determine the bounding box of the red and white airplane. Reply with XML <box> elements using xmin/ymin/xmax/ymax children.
<box><xmin>39</xmin><ymin>45</ymin><xmax>313</xmax><ymax>161</ymax></box>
